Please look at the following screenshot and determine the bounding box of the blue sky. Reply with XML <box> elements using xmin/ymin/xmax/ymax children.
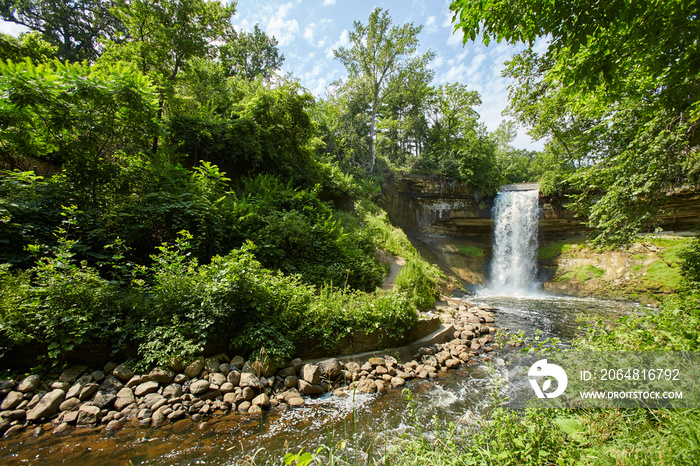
<box><xmin>0</xmin><ymin>0</ymin><xmax>546</xmax><ymax>150</ymax></box>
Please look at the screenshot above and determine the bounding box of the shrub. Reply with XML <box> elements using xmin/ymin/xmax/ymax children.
<box><xmin>394</xmin><ymin>259</ymin><xmax>440</xmax><ymax>310</ymax></box>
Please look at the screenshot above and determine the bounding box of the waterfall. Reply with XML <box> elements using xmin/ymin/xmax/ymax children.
<box><xmin>488</xmin><ymin>188</ymin><xmax>540</xmax><ymax>294</ymax></box>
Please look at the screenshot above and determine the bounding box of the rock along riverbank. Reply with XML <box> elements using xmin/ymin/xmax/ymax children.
<box><xmin>0</xmin><ymin>297</ymin><xmax>498</xmax><ymax>440</ymax></box>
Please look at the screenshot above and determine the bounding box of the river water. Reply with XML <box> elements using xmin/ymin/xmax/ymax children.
<box><xmin>0</xmin><ymin>293</ymin><xmax>636</xmax><ymax>465</ymax></box>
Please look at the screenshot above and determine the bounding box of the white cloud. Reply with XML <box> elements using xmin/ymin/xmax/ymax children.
<box><xmin>323</xmin><ymin>0</ymin><xmax>336</xmax><ymax>5</ymax></box>
<box><xmin>325</xmin><ymin>29</ymin><xmax>349</xmax><ymax>59</ymax></box>
<box><xmin>304</xmin><ymin>24</ymin><xmax>315</xmax><ymax>42</ymax></box>
<box><xmin>424</xmin><ymin>16</ymin><xmax>439</xmax><ymax>34</ymax></box>
<box><xmin>266</xmin><ymin>3</ymin><xmax>300</xmax><ymax>46</ymax></box>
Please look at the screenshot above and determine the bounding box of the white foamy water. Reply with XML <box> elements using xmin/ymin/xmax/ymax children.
<box><xmin>487</xmin><ymin>189</ymin><xmax>540</xmax><ymax>295</ymax></box>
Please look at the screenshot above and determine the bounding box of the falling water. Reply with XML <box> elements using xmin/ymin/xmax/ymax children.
<box><xmin>488</xmin><ymin>188</ymin><xmax>540</xmax><ymax>294</ymax></box>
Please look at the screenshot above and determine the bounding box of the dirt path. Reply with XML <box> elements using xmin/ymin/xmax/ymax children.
<box><xmin>379</xmin><ymin>252</ymin><xmax>406</xmax><ymax>289</ymax></box>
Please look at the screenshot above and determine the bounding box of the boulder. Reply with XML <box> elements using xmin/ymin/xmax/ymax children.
<box><xmin>288</xmin><ymin>397</ymin><xmax>305</xmax><ymax>407</ymax></box>
<box><xmin>162</xmin><ymin>384</ymin><xmax>183</xmax><ymax>399</ymax></box>
<box><xmin>248</xmin><ymin>405</ymin><xmax>262</xmax><ymax>416</ymax></box>
<box><xmin>230</xmin><ymin>355</ymin><xmax>245</xmax><ymax>369</ymax></box>
<box><xmin>205</xmin><ymin>357</ymin><xmax>220</xmax><ymax>373</ymax></box>
<box><xmin>77</xmin><ymin>405</ymin><xmax>102</xmax><ymax>426</ymax></box>
<box><xmin>3</xmin><ymin>425</ymin><xmax>25</xmax><ymax>438</ymax></box>
<box><xmin>219</xmin><ymin>382</ymin><xmax>234</xmax><ymax>394</ymax></box>
<box><xmin>27</xmin><ymin>389</ymin><xmax>66</xmax><ymax>422</ymax></box>
<box><xmin>298</xmin><ymin>380</ymin><xmax>324</xmax><ymax>396</ymax></box>
<box><xmin>92</xmin><ymin>391</ymin><xmax>116</xmax><ymax>410</ymax></box>
<box><xmin>0</xmin><ymin>379</ymin><xmax>15</xmax><ymax>390</ymax></box>
<box><xmin>301</xmin><ymin>364</ymin><xmax>321</xmax><ymax>385</ymax></box>
<box><xmin>345</xmin><ymin>362</ymin><xmax>361</xmax><ymax>374</ymax></box>
<box><xmin>445</xmin><ymin>359</ymin><xmax>461</xmax><ymax>370</ymax></box>
<box><xmin>209</xmin><ymin>373</ymin><xmax>227</xmax><ymax>387</ymax></box>
<box><xmin>318</xmin><ymin>359</ymin><xmax>343</xmax><ymax>380</ymax></box>
<box><xmin>151</xmin><ymin>409</ymin><xmax>166</xmax><ymax>428</ymax></box>
<box><xmin>59</xmin><ymin>397</ymin><xmax>81</xmax><ymax>412</ymax></box>
<box><xmin>2</xmin><ymin>409</ymin><xmax>26</xmax><ymax>421</ymax></box>
<box><xmin>184</xmin><ymin>359</ymin><xmax>205</xmax><ymax>379</ymax></box>
<box><xmin>355</xmin><ymin>379</ymin><xmax>377</xmax><ymax>394</ymax></box>
<box><xmin>237</xmin><ymin>401</ymin><xmax>251</xmax><ymax>413</ymax></box>
<box><xmin>52</xmin><ymin>422</ymin><xmax>72</xmax><ymax>436</ymax></box>
<box><xmin>284</xmin><ymin>376</ymin><xmax>298</xmax><ymax>389</ymax></box>
<box><xmin>242</xmin><ymin>387</ymin><xmax>256</xmax><ymax>401</ymax></box>
<box><xmin>368</xmin><ymin>357</ymin><xmax>386</xmax><ymax>366</ymax></box>
<box><xmin>79</xmin><ymin>383</ymin><xmax>100</xmax><ymax>401</ymax></box>
<box><xmin>1</xmin><ymin>391</ymin><xmax>24</xmax><ymax>410</ymax></box>
<box><xmin>100</xmin><ymin>376</ymin><xmax>124</xmax><ymax>392</ymax></box>
<box><xmin>51</xmin><ymin>381</ymin><xmax>71</xmax><ymax>391</ymax></box>
<box><xmin>105</xmin><ymin>419</ymin><xmax>122</xmax><ymax>432</ymax></box>
<box><xmin>252</xmin><ymin>393</ymin><xmax>270</xmax><ymax>409</ymax></box>
<box><xmin>143</xmin><ymin>393</ymin><xmax>165</xmax><ymax>409</ymax></box>
<box><xmin>227</xmin><ymin>370</ymin><xmax>241</xmax><ymax>386</ymax></box>
<box><xmin>112</xmin><ymin>364</ymin><xmax>134</xmax><ymax>382</ymax></box>
<box><xmin>134</xmin><ymin>381</ymin><xmax>160</xmax><ymax>398</ymax></box>
<box><xmin>114</xmin><ymin>387</ymin><xmax>135</xmax><ymax>411</ymax></box>
<box><xmin>60</xmin><ymin>366</ymin><xmax>88</xmax><ymax>384</ymax></box>
<box><xmin>278</xmin><ymin>388</ymin><xmax>299</xmax><ymax>402</ymax></box>
<box><xmin>239</xmin><ymin>373</ymin><xmax>262</xmax><ymax>389</ymax></box>
<box><xmin>189</xmin><ymin>379</ymin><xmax>210</xmax><ymax>396</ymax></box>
<box><xmin>18</xmin><ymin>375</ymin><xmax>41</xmax><ymax>393</ymax></box>
<box><xmin>149</xmin><ymin>368</ymin><xmax>175</xmax><ymax>384</ymax></box>
<box><xmin>391</xmin><ymin>377</ymin><xmax>405</xmax><ymax>387</ymax></box>
<box><xmin>290</xmin><ymin>358</ymin><xmax>303</xmax><ymax>372</ymax></box>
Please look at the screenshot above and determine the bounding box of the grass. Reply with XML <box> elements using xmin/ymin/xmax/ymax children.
<box><xmin>459</xmin><ymin>245</ymin><xmax>485</xmax><ymax>258</ymax></box>
<box><xmin>537</xmin><ymin>238</ymin><xmax>585</xmax><ymax>260</ymax></box>
<box><xmin>641</xmin><ymin>259</ymin><xmax>683</xmax><ymax>291</ymax></box>
<box><xmin>577</xmin><ymin>264</ymin><xmax>605</xmax><ymax>281</ymax></box>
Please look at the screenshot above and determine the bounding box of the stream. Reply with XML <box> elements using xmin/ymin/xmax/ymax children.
<box><xmin>0</xmin><ymin>294</ymin><xmax>637</xmax><ymax>465</ymax></box>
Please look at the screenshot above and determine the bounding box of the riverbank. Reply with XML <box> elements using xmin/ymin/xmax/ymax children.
<box><xmin>541</xmin><ymin>235</ymin><xmax>693</xmax><ymax>305</ymax></box>
<box><xmin>0</xmin><ymin>297</ymin><xmax>498</xmax><ymax>443</ymax></box>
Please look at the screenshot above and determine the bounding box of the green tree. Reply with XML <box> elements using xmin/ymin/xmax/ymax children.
<box><xmin>0</xmin><ymin>59</ymin><xmax>160</xmax><ymax>202</ymax></box>
<box><xmin>376</xmin><ymin>64</ymin><xmax>433</xmax><ymax>166</ymax></box>
<box><xmin>104</xmin><ymin>0</ymin><xmax>235</xmax><ymax>152</ymax></box>
<box><xmin>426</xmin><ymin>82</ymin><xmax>481</xmax><ymax>154</ymax></box>
<box><xmin>219</xmin><ymin>24</ymin><xmax>284</xmax><ymax>81</ymax></box>
<box><xmin>0</xmin><ymin>0</ymin><xmax>125</xmax><ymax>62</ymax></box>
<box><xmin>451</xmin><ymin>0</ymin><xmax>700</xmax><ymax>244</ymax></box>
<box><xmin>313</xmin><ymin>82</ymin><xmax>372</xmax><ymax>172</ymax></box>
<box><xmin>334</xmin><ymin>7</ymin><xmax>434</xmax><ymax>172</ymax></box>
<box><xmin>0</xmin><ymin>31</ymin><xmax>56</xmax><ymax>62</ymax></box>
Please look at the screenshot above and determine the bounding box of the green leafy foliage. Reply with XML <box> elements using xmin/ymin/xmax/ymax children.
<box><xmin>0</xmin><ymin>0</ymin><xmax>125</xmax><ymax>62</ymax></box>
<box><xmin>452</xmin><ymin>0</ymin><xmax>700</xmax><ymax>245</ymax></box>
<box><xmin>0</xmin><ymin>31</ymin><xmax>56</xmax><ymax>62</ymax></box>
<box><xmin>334</xmin><ymin>7</ymin><xmax>434</xmax><ymax>171</ymax></box>
<box><xmin>394</xmin><ymin>259</ymin><xmax>439</xmax><ymax>310</ymax></box>
<box><xmin>0</xmin><ymin>59</ymin><xmax>160</xmax><ymax>196</ymax></box>
<box><xmin>219</xmin><ymin>24</ymin><xmax>284</xmax><ymax>81</ymax></box>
